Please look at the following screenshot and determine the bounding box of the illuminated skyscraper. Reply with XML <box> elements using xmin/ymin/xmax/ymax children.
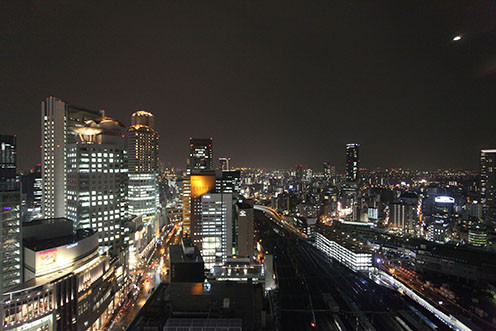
<box><xmin>323</xmin><ymin>162</ymin><xmax>337</xmax><ymax>186</ymax></box>
<box><xmin>41</xmin><ymin>97</ymin><xmax>101</xmax><ymax>218</ymax></box>
<box><xmin>219</xmin><ymin>157</ymin><xmax>230</xmax><ymax>171</ymax></box>
<box><xmin>128</xmin><ymin>111</ymin><xmax>160</xmax><ymax>224</ymax></box>
<box><xmin>0</xmin><ymin>135</ymin><xmax>22</xmax><ymax>293</ymax></box>
<box><xmin>480</xmin><ymin>149</ymin><xmax>496</xmax><ymax>221</ymax></box>
<box><xmin>345</xmin><ymin>143</ymin><xmax>360</xmax><ymax>182</ymax></box>
<box><xmin>201</xmin><ymin>193</ymin><xmax>232</xmax><ymax>269</ymax></box>
<box><xmin>217</xmin><ymin>170</ymin><xmax>241</xmax><ymax>196</ymax></box>
<box><xmin>183</xmin><ymin>174</ymin><xmax>216</xmax><ymax>247</ymax></box>
<box><xmin>187</xmin><ymin>138</ymin><xmax>213</xmax><ymax>174</ymax></box>
<box><xmin>66</xmin><ymin>117</ymin><xmax>128</xmax><ymax>254</ymax></box>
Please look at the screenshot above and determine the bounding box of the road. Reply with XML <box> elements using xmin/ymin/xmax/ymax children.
<box><xmin>108</xmin><ymin>223</ymin><xmax>181</xmax><ymax>330</ymax></box>
<box><xmin>254</xmin><ymin>205</ymin><xmax>307</xmax><ymax>238</ymax></box>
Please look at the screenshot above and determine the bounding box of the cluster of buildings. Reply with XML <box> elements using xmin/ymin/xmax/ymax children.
<box><xmin>232</xmin><ymin>143</ymin><xmax>496</xmax><ymax>329</ymax></box>
<box><xmin>178</xmin><ymin>138</ymin><xmax>263</xmax><ymax>273</ymax></box>
<box><xmin>0</xmin><ymin>97</ymin><xmax>163</xmax><ymax>330</ymax></box>
<box><xmin>4</xmin><ymin>94</ymin><xmax>496</xmax><ymax>329</ymax></box>
<box><xmin>1</xmin><ymin>96</ymin><xmax>272</xmax><ymax>330</ymax></box>
<box><xmin>127</xmin><ymin>139</ymin><xmax>274</xmax><ymax>330</ymax></box>
<box><xmin>236</xmin><ymin>142</ymin><xmax>495</xmax><ymax>251</ymax></box>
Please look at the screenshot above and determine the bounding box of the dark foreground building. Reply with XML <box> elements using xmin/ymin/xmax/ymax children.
<box><xmin>169</xmin><ymin>238</ymin><xmax>204</xmax><ymax>283</ymax></box>
<box><xmin>128</xmin><ymin>281</ymin><xmax>273</xmax><ymax>331</ymax></box>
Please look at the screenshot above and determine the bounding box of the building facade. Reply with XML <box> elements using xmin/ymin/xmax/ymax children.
<box><xmin>66</xmin><ymin>117</ymin><xmax>128</xmax><ymax>254</ymax></box>
<box><xmin>314</xmin><ymin>224</ymin><xmax>372</xmax><ymax>272</ymax></box>
<box><xmin>200</xmin><ymin>193</ymin><xmax>233</xmax><ymax>269</ymax></box>
<box><xmin>21</xmin><ymin>164</ymin><xmax>43</xmax><ymax>221</ymax></box>
<box><xmin>236</xmin><ymin>202</ymin><xmax>254</xmax><ymax>258</ymax></box>
<box><xmin>390</xmin><ymin>201</ymin><xmax>417</xmax><ymax>233</ymax></box>
<box><xmin>345</xmin><ymin>143</ymin><xmax>360</xmax><ymax>182</ymax></box>
<box><xmin>480</xmin><ymin>149</ymin><xmax>496</xmax><ymax>221</ymax></box>
<box><xmin>127</xmin><ymin>111</ymin><xmax>160</xmax><ymax>225</ymax></box>
<box><xmin>1</xmin><ymin>219</ymin><xmax>128</xmax><ymax>331</ymax></box>
<box><xmin>41</xmin><ymin>97</ymin><xmax>101</xmax><ymax>218</ymax></box>
<box><xmin>218</xmin><ymin>157</ymin><xmax>230</xmax><ymax>171</ymax></box>
<box><xmin>182</xmin><ymin>174</ymin><xmax>216</xmax><ymax>247</ymax></box>
<box><xmin>187</xmin><ymin>138</ymin><xmax>213</xmax><ymax>174</ymax></box>
<box><xmin>0</xmin><ymin>135</ymin><xmax>22</xmax><ymax>294</ymax></box>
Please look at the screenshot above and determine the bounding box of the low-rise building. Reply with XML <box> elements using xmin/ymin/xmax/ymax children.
<box><xmin>314</xmin><ymin>224</ymin><xmax>373</xmax><ymax>272</ymax></box>
<box><xmin>1</xmin><ymin>219</ymin><xmax>128</xmax><ymax>331</ymax></box>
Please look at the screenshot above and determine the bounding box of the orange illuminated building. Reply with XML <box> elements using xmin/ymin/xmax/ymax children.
<box><xmin>182</xmin><ymin>174</ymin><xmax>216</xmax><ymax>248</ymax></box>
<box><xmin>191</xmin><ymin>175</ymin><xmax>216</xmax><ymax>198</ymax></box>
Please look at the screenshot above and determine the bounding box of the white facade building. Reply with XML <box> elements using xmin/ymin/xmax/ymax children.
<box><xmin>314</xmin><ymin>231</ymin><xmax>372</xmax><ymax>272</ymax></box>
<box><xmin>66</xmin><ymin>117</ymin><xmax>128</xmax><ymax>254</ymax></box>
<box><xmin>201</xmin><ymin>193</ymin><xmax>232</xmax><ymax>269</ymax></box>
<box><xmin>41</xmin><ymin>97</ymin><xmax>101</xmax><ymax>218</ymax></box>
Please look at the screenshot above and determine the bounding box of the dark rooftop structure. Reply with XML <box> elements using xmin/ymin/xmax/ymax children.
<box><xmin>127</xmin><ymin>281</ymin><xmax>272</xmax><ymax>331</ymax></box>
<box><xmin>22</xmin><ymin>218</ymin><xmax>96</xmax><ymax>251</ymax></box>
<box><xmin>169</xmin><ymin>238</ymin><xmax>204</xmax><ymax>282</ymax></box>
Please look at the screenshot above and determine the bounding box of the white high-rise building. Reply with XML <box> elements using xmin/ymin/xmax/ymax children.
<box><xmin>128</xmin><ymin>111</ymin><xmax>159</xmax><ymax>226</ymax></box>
<box><xmin>66</xmin><ymin>117</ymin><xmax>128</xmax><ymax>254</ymax></box>
<box><xmin>41</xmin><ymin>97</ymin><xmax>101</xmax><ymax>218</ymax></box>
<box><xmin>201</xmin><ymin>193</ymin><xmax>232</xmax><ymax>269</ymax></box>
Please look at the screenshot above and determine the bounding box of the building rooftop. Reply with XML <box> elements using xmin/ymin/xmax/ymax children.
<box><xmin>23</xmin><ymin>228</ymin><xmax>95</xmax><ymax>252</ymax></box>
<box><xmin>170</xmin><ymin>238</ymin><xmax>203</xmax><ymax>264</ymax></box>
<box><xmin>317</xmin><ymin>223</ymin><xmax>373</xmax><ymax>254</ymax></box>
<box><xmin>128</xmin><ymin>281</ymin><xmax>269</xmax><ymax>331</ymax></box>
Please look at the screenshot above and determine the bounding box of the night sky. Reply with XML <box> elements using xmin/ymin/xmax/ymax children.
<box><xmin>1</xmin><ymin>1</ymin><xmax>496</xmax><ymax>171</ymax></box>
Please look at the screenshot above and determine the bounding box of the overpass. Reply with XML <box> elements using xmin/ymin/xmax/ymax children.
<box><xmin>254</xmin><ymin>205</ymin><xmax>307</xmax><ymax>238</ymax></box>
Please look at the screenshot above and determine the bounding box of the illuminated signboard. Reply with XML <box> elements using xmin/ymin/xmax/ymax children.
<box><xmin>434</xmin><ymin>196</ymin><xmax>455</xmax><ymax>204</ymax></box>
<box><xmin>40</xmin><ymin>248</ymin><xmax>57</xmax><ymax>266</ymax></box>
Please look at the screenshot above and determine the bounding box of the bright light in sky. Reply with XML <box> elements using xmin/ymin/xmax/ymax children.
<box><xmin>453</xmin><ymin>35</ymin><xmax>462</xmax><ymax>41</ymax></box>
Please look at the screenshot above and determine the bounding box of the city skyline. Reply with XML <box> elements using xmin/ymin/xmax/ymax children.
<box><xmin>4</xmin><ymin>2</ymin><xmax>496</xmax><ymax>331</ymax></box>
<box><xmin>2</xmin><ymin>1</ymin><xmax>496</xmax><ymax>171</ymax></box>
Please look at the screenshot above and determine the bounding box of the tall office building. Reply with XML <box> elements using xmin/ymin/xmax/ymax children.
<box><xmin>128</xmin><ymin>111</ymin><xmax>160</xmax><ymax>223</ymax></box>
<box><xmin>219</xmin><ymin>157</ymin><xmax>230</xmax><ymax>171</ymax></box>
<box><xmin>480</xmin><ymin>149</ymin><xmax>496</xmax><ymax>221</ymax></box>
<box><xmin>323</xmin><ymin>162</ymin><xmax>336</xmax><ymax>185</ymax></box>
<box><xmin>21</xmin><ymin>164</ymin><xmax>43</xmax><ymax>221</ymax></box>
<box><xmin>183</xmin><ymin>174</ymin><xmax>216</xmax><ymax>247</ymax></box>
<box><xmin>390</xmin><ymin>201</ymin><xmax>417</xmax><ymax>233</ymax></box>
<box><xmin>187</xmin><ymin>138</ymin><xmax>213</xmax><ymax>174</ymax></box>
<box><xmin>236</xmin><ymin>201</ymin><xmax>254</xmax><ymax>258</ymax></box>
<box><xmin>0</xmin><ymin>135</ymin><xmax>22</xmax><ymax>293</ymax></box>
<box><xmin>66</xmin><ymin>117</ymin><xmax>128</xmax><ymax>254</ymax></box>
<box><xmin>217</xmin><ymin>170</ymin><xmax>241</xmax><ymax>196</ymax></box>
<box><xmin>345</xmin><ymin>143</ymin><xmax>360</xmax><ymax>182</ymax></box>
<box><xmin>201</xmin><ymin>193</ymin><xmax>233</xmax><ymax>269</ymax></box>
<box><xmin>41</xmin><ymin>97</ymin><xmax>101</xmax><ymax>218</ymax></box>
